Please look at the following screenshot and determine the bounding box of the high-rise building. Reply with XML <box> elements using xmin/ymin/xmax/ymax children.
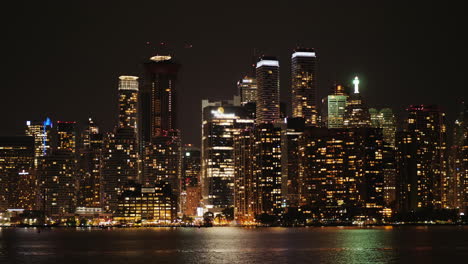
<box><xmin>56</xmin><ymin>121</ymin><xmax>77</xmax><ymax>154</ymax></box>
<box><xmin>256</xmin><ymin>56</ymin><xmax>280</xmax><ymax>124</ymax></box>
<box><xmin>181</xmin><ymin>145</ymin><xmax>201</xmax><ymax>217</ymax></box>
<box><xmin>78</xmin><ymin>118</ymin><xmax>103</xmax><ymax>208</ymax></box>
<box><xmin>141</xmin><ymin>55</ymin><xmax>180</xmax><ymax>143</ymax></box>
<box><xmin>234</xmin><ymin>129</ymin><xmax>255</xmax><ymax>224</ymax></box>
<box><xmin>237</xmin><ymin>76</ymin><xmax>257</xmax><ymax>105</ymax></box>
<box><xmin>118</xmin><ymin>76</ymin><xmax>139</xmax><ymax>133</ymax></box>
<box><xmin>326</xmin><ymin>84</ymin><xmax>348</xmax><ymax>128</ymax></box>
<box><xmin>291</xmin><ymin>48</ymin><xmax>318</xmax><ymax>126</ymax></box>
<box><xmin>396</xmin><ymin>105</ymin><xmax>448</xmax><ymax>212</ymax></box>
<box><xmin>449</xmin><ymin>102</ymin><xmax>467</xmax><ymax>210</ymax></box>
<box><xmin>201</xmin><ymin>100</ymin><xmax>254</xmax><ymax>214</ymax></box>
<box><xmin>298</xmin><ymin>127</ymin><xmax>384</xmax><ymax>222</ymax></box>
<box><xmin>344</xmin><ymin>77</ymin><xmax>371</xmax><ymax>128</ymax></box>
<box><xmin>369</xmin><ymin>108</ymin><xmax>397</xmax><ymax>148</ymax></box>
<box><xmin>0</xmin><ymin>136</ymin><xmax>35</xmax><ymax>210</ymax></box>
<box><xmin>25</xmin><ymin>118</ymin><xmax>53</xmax><ymax>166</ymax></box>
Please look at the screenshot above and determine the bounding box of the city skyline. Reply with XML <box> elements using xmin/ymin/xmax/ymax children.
<box><xmin>1</xmin><ymin>1</ymin><xmax>466</xmax><ymax>146</ymax></box>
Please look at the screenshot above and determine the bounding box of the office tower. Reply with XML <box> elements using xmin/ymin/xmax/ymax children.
<box><xmin>281</xmin><ymin>117</ymin><xmax>305</xmax><ymax>209</ymax></box>
<box><xmin>141</xmin><ymin>55</ymin><xmax>180</xmax><ymax>143</ymax></box>
<box><xmin>181</xmin><ymin>145</ymin><xmax>201</xmax><ymax>216</ymax></box>
<box><xmin>234</xmin><ymin>129</ymin><xmax>255</xmax><ymax>224</ymax></box>
<box><xmin>78</xmin><ymin>118</ymin><xmax>103</xmax><ymax>208</ymax></box>
<box><xmin>369</xmin><ymin>108</ymin><xmax>397</xmax><ymax>207</ymax></box>
<box><xmin>369</xmin><ymin>108</ymin><xmax>397</xmax><ymax>148</ymax></box>
<box><xmin>143</xmin><ymin>131</ymin><xmax>181</xmax><ymax>204</ymax></box>
<box><xmin>449</xmin><ymin>102</ymin><xmax>467</xmax><ymax>209</ymax></box>
<box><xmin>396</xmin><ymin>105</ymin><xmax>448</xmax><ymax>212</ymax></box>
<box><xmin>56</xmin><ymin>121</ymin><xmax>77</xmax><ymax>154</ymax></box>
<box><xmin>344</xmin><ymin>77</ymin><xmax>371</xmax><ymax>128</ymax></box>
<box><xmin>81</xmin><ymin>117</ymin><xmax>99</xmax><ymax>149</ymax></box>
<box><xmin>38</xmin><ymin>150</ymin><xmax>77</xmax><ymax>217</ymax></box>
<box><xmin>113</xmin><ymin>182</ymin><xmax>177</xmax><ymax>224</ymax></box>
<box><xmin>0</xmin><ymin>136</ymin><xmax>35</xmax><ymax>210</ymax></box>
<box><xmin>299</xmin><ymin>127</ymin><xmax>384</xmax><ymax>222</ymax></box>
<box><xmin>238</xmin><ymin>76</ymin><xmax>257</xmax><ymax>105</ymax></box>
<box><xmin>101</xmin><ymin>129</ymin><xmax>139</xmax><ymax>212</ymax></box>
<box><xmin>25</xmin><ymin>118</ymin><xmax>53</xmax><ymax>166</ymax></box>
<box><xmin>326</xmin><ymin>84</ymin><xmax>348</xmax><ymax>128</ymax></box>
<box><xmin>201</xmin><ymin>99</ymin><xmax>254</xmax><ymax>214</ymax></box>
<box><xmin>291</xmin><ymin>48</ymin><xmax>318</xmax><ymax>126</ymax></box>
<box><xmin>256</xmin><ymin>56</ymin><xmax>280</xmax><ymax>124</ymax></box>
<box><xmin>118</xmin><ymin>76</ymin><xmax>139</xmax><ymax>132</ymax></box>
<box><xmin>252</xmin><ymin>123</ymin><xmax>283</xmax><ymax>218</ymax></box>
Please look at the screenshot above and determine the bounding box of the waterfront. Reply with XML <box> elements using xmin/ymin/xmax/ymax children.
<box><xmin>1</xmin><ymin>226</ymin><xmax>468</xmax><ymax>263</ymax></box>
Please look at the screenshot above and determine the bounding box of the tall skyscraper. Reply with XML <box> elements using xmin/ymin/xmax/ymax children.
<box><xmin>201</xmin><ymin>99</ymin><xmax>254</xmax><ymax>214</ymax></box>
<box><xmin>234</xmin><ymin>129</ymin><xmax>255</xmax><ymax>224</ymax></box>
<box><xmin>181</xmin><ymin>145</ymin><xmax>201</xmax><ymax>217</ymax></box>
<box><xmin>326</xmin><ymin>84</ymin><xmax>348</xmax><ymax>128</ymax></box>
<box><xmin>396</xmin><ymin>105</ymin><xmax>448</xmax><ymax>212</ymax></box>
<box><xmin>291</xmin><ymin>48</ymin><xmax>318</xmax><ymax>126</ymax></box>
<box><xmin>56</xmin><ymin>121</ymin><xmax>77</xmax><ymax>154</ymax></box>
<box><xmin>369</xmin><ymin>108</ymin><xmax>397</xmax><ymax>148</ymax></box>
<box><xmin>81</xmin><ymin>117</ymin><xmax>99</xmax><ymax>149</ymax></box>
<box><xmin>449</xmin><ymin>101</ymin><xmax>467</xmax><ymax>210</ymax></box>
<box><xmin>118</xmin><ymin>76</ymin><xmax>139</xmax><ymax>132</ymax></box>
<box><xmin>237</xmin><ymin>76</ymin><xmax>257</xmax><ymax>105</ymax></box>
<box><xmin>25</xmin><ymin>118</ymin><xmax>53</xmax><ymax>166</ymax></box>
<box><xmin>344</xmin><ymin>77</ymin><xmax>371</xmax><ymax>128</ymax></box>
<box><xmin>141</xmin><ymin>55</ymin><xmax>180</xmax><ymax>142</ymax></box>
<box><xmin>0</xmin><ymin>136</ymin><xmax>35</xmax><ymax>211</ymax></box>
<box><xmin>256</xmin><ymin>56</ymin><xmax>280</xmax><ymax>124</ymax></box>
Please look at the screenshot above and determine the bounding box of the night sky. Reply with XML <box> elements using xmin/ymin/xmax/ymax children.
<box><xmin>2</xmin><ymin>1</ymin><xmax>467</xmax><ymax>146</ymax></box>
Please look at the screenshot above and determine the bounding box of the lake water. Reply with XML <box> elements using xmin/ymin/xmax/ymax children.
<box><xmin>1</xmin><ymin>226</ymin><xmax>468</xmax><ymax>263</ymax></box>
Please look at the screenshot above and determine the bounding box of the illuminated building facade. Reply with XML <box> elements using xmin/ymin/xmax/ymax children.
<box><xmin>299</xmin><ymin>128</ymin><xmax>384</xmax><ymax>222</ymax></box>
<box><xmin>369</xmin><ymin>108</ymin><xmax>397</xmax><ymax>148</ymax></box>
<box><xmin>344</xmin><ymin>77</ymin><xmax>371</xmax><ymax>128</ymax></box>
<box><xmin>78</xmin><ymin>118</ymin><xmax>103</xmax><ymax>208</ymax></box>
<box><xmin>56</xmin><ymin>121</ymin><xmax>77</xmax><ymax>154</ymax></box>
<box><xmin>291</xmin><ymin>48</ymin><xmax>318</xmax><ymax>125</ymax></box>
<box><xmin>234</xmin><ymin>129</ymin><xmax>255</xmax><ymax>223</ymax></box>
<box><xmin>256</xmin><ymin>56</ymin><xmax>280</xmax><ymax>124</ymax></box>
<box><xmin>0</xmin><ymin>136</ymin><xmax>35</xmax><ymax>210</ymax></box>
<box><xmin>201</xmin><ymin>100</ymin><xmax>254</xmax><ymax>213</ymax></box>
<box><xmin>237</xmin><ymin>76</ymin><xmax>257</xmax><ymax>105</ymax></box>
<box><xmin>25</xmin><ymin>118</ymin><xmax>53</xmax><ymax>166</ymax></box>
<box><xmin>141</xmin><ymin>55</ymin><xmax>180</xmax><ymax>142</ymax></box>
<box><xmin>118</xmin><ymin>76</ymin><xmax>139</xmax><ymax>133</ymax></box>
<box><xmin>396</xmin><ymin>105</ymin><xmax>448</xmax><ymax>212</ymax></box>
<box><xmin>181</xmin><ymin>145</ymin><xmax>201</xmax><ymax>216</ymax></box>
<box><xmin>114</xmin><ymin>182</ymin><xmax>176</xmax><ymax>224</ymax></box>
<box><xmin>326</xmin><ymin>84</ymin><xmax>347</xmax><ymax>128</ymax></box>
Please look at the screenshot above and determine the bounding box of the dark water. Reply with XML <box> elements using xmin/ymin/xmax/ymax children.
<box><xmin>1</xmin><ymin>226</ymin><xmax>468</xmax><ymax>264</ymax></box>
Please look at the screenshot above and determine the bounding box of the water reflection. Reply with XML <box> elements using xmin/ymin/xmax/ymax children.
<box><xmin>1</xmin><ymin>227</ymin><xmax>467</xmax><ymax>263</ymax></box>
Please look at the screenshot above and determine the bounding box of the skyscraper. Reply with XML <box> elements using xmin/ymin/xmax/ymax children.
<box><xmin>118</xmin><ymin>76</ymin><xmax>139</xmax><ymax>133</ymax></box>
<box><xmin>181</xmin><ymin>145</ymin><xmax>201</xmax><ymax>217</ymax></box>
<box><xmin>291</xmin><ymin>48</ymin><xmax>318</xmax><ymax>126</ymax></box>
<box><xmin>201</xmin><ymin>100</ymin><xmax>254</xmax><ymax>214</ymax></box>
<box><xmin>25</xmin><ymin>118</ymin><xmax>53</xmax><ymax>166</ymax></box>
<box><xmin>256</xmin><ymin>56</ymin><xmax>280</xmax><ymax>124</ymax></box>
<box><xmin>369</xmin><ymin>108</ymin><xmax>397</xmax><ymax>148</ymax></box>
<box><xmin>141</xmin><ymin>55</ymin><xmax>180</xmax><ymax>142</ymax></box>
<box><xmin>56</xmin><ymin>121</ymin><xmax>77</xmax><ymax>154</ymax></box>
<box><xmin>326</xmin><ymin>84</ymin><xmax>348</xmax><ymax>128</ymax></box>
<box><xmin>344</xmin><ymin>77</ymin><xmax>371</xmax><ymax>128</ymax></box>
<box><xmin>237</xmin><ymin>76</ymin><xmax>257</xmax><ymax>105</ymax></box>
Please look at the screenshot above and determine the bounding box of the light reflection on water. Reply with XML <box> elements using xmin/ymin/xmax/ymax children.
<box><xmin>1</xmin><ymin>226</ymin><xmax>467</xmax><ymax>263</ymax></box>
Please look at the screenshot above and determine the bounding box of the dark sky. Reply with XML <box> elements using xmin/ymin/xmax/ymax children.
<box><xmin>1</xmin><ymin>1</ymin><xmax>467</xmax><ymax>146</ymax></box>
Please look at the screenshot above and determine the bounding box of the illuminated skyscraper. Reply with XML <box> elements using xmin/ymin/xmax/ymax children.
<box><xmin>291</xmin><ymin>48</ymin><xmax>318</xmax><ymax>125</ymax></box>
<box><xmin>56</xmin><ymin>121</ymin><xmax>77</xmax><ymax>154</ymax></box>
<box><xmin>396</xmin><ymin>105</ymin><xmax>448</xmax><ymax>212</ymax></box>
<box><xmin>118</xmin><ymin>76</ymin><xmax>139</xmax><ymax>132</ymax></box>
<box><xmin>256</xmin><ymin>56</ymin><xmax>280</xmax><ymax>124</ymax></box>
<box><xmin>234</xmin><ymin>129</ymin><xmax>255</xmax><ymax>224</ymax></box>
<box><xmin>181</xmin><ymin>145</ymin><xmax>201</xmax><ymax>216</ymax></box>
<box><xmin>25</xmin><ymin>118</ymin><xmax>53</xmax><ymax>166</ymax></box>
<box><xmin>0</xmin><ymin>136</ymin><xmax>35</xmax><ymax>210</ymax></box>
<box><xmin>326</xmin><ymin>84</ymin><xmax>347</xmax><ymax>128</ymax></box>
<box><xmin>369</xmin><ymin>108</ymin><xmax>397</xmax><ymax>148</ymax></box>
<box><xmin>141</xmin><ymin>55</ymin><xmax>180</xmax><ymax>142</ymax></box>
<box><xmin>78</xmin><ymin>118</ymin><xmax>103</xmax><ymax>208</ymax></box>
<box><xmin>237</xmin><ymin>76</ymin><xmax>257</xmax><ymax>105</ymax></box>
<box><xmin>344</xmin><ymin>77</ymin><xmax>371</xmax><ymax>128</ymax></box>
<box><xmin>201</xmin><ymin>99</ymin><xmax>254</xmax><ymax>214</ymax></box>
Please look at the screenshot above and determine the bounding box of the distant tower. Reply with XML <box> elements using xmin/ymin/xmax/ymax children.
<box><xmin>256</xmin><ymin>56</ymin><xmax>280</xmax><ymax>124</ymax></box>
<box><xmin>291</xmin><ymin>48</ymin><xmax>318</xmax><ymax>126</ymax></box>
<box><xmin>237</xmin><ymin>76</ymin><xmax>257</xmax><ymax>105</ymax></box>
<box><xmin>141</xmin><ymin>55</ymin><xmax>181</xmax><ymax>142</ymax></box>
<box><xmin>25</xmin><ymin>118</ymin><xmax>53</xmax><ymax>166</ymax></box>
<box><xmin>56</xmin><ymin>121</ymin><xmax>77</xmax><ymax>154</ymax></box>
<box><xmin>118</xmin><ymin>76</ymin><xmax>139</xmax><ymax>133</ymax></box>
<box><xmin>327</xmin><ymin>84</ymin><xmax>348</xmax><ymax>128</ymax></box>
<box><xmin>344</xmin><ymin>76</ymin><xmax>371</xmax><ymax>128</ymax></box>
